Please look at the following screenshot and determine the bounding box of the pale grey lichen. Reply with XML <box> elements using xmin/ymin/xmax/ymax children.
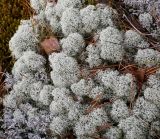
<box><xmin>39</xmin><ymin>85</ymin><xmax>54</xmax><ymax>106</ymax></box>
<box><xmin>5</xmin><ymin>78</ymin><xmax>44</xmax><ymax>107</ymax></box>
<box><xmin>139</xmin><ymin>13</ymin><xmax>153</xmax><ymax>31</ymax></box>
<box><xmin>135</xmin><ymin>49</ymin><xmax>160</xmax><ymax>67</ymax></box>
<box><xmin>4</xmin><ymin>77</ymin><xmax>38</xmax><ymax>108</ymax></box>
<box><xmin>55</xmin><ymin>0</ymin><xmax>82</xmax><ymax>17</ymax></box>
<box><xmin>50</xmin><ymin>17</ymin><xmax>62</xmax><ymax>34</ymax></box>
<box><xmin>45</xmin><ymin>2</ymin><xmax>62</xmax><ymax>34</ymax></box>
<box><xmin>30</xmin><ymin>0</ymin><xmax>46</xmax><ymax>14</ymax></box>
<box><xmin>49</xmin><ymin>101</ymin><xmax>66</xmax><ymax>116</ymax></box>
<box><xmin>100</xmin><ymin>26</ymin><xmax>123</xmax><ymax>46</ymax></box>
<box><xmin>45</xmin><ymin>2</ymin><xmax>57</xmax><ymax>21</ymax></box>
<box><xmin>111</xmin><ymin>99</ymin><xmax>129</xmax><ymax>122</ymax></box>
<box><xmin>101</xmin><ymin>70</ymin><xmax>119</xmax><ymax>89</ymax></box>
<box><xmin>119</xmin><ymin>116</ymin><xmax>148</xmax><ymax>139</ymax></box>
<box><xmin>32</xmin><ymin>11</ymin><xmax>46</xmax><ymax>28</ymax></box>
<box><xmin>13</xmin><ymin>109</ymin><xmax>26</xmax><ymax>124</ymax></box>
<box><xmin>75</xmin><ymin>108</ymin><xmax>109</xmax><ymax>136</ymax></box>
<box><xmin>124</xmin><ymin>30</ymin><xmax>150</xmax><ymax>48</ymax></box>
<box><xmin>9</xmin><ymin>20</ymin><xmax>39</xmax><ymax>59</ymax></box>
<box><xmin>97</xmin><ymin>5</ymin><xmax>117</xmax><ymax>28</ymax></box>
<box><xmin>114</xmin><ymin>73</ymin><xmax>137</xmax><ymax>101</ymax></box>
<box><xmin>4</xmin><ymin>72</ymin><xmax>14</xmax><ymax>90</ymax></box>
<box><xmin>80</xmin><ymin>5</ymin><xmax>100</xmax><ymax>33</ymax></box>
<box><xmin>58</xmin><ymin>0</ymin><xmax>82</xmax><ymax>10</ymax></box>
<box><xmin>147</xmin><ymin>74</ymin><xmax>160</xmax><ymax>87</ymax></box>
<box><xmin>125</xmin><ymin>129</ymin><xmax>147</xmax><ymax>139</ymax></box>
<box><xmin>3</xmin><ymin>105</ymin><xmax>52</xmax><ymax>139</ymax></box>
<box><xmin>61</xmin><ymin>33</ymin><xmax>85</xmax><ymax>56</ymax></box>
<box><xmin>74</xmin><ymin>115</ymin><xmax>95</xmax><ymax>136</ymax></box>
<box><xmin>50</xmin><ymin>116</ymin><xmax>71</xmax><ymax>135</ymax></box>
<box><xmin>49</xmin><ymin>53</ymin><xmax>81</xmax><ymax>87</ymax></box>
<box><xmin>86</xmin><ymin>44</ymin><xmax>102</xmax><ymax>68</ymax></box>
<box><xmin>29</xmin><ymin>81</ymin><xmax>44</xmax><ymax>101</ymax></box>
<box><xmin>89</xmin><ymin>86</ymin><xmax>105</xmax><ymax>99</ymax></box>
<box><xmin>123</xmin><ymin>0</ymin><xmax>160</xmax><ymax>18</ymax></box>
<box><xmin>12</xmin><ymin>75</ymin><xmax>37</xmax><ymax>96</ymax></box>
<box><xmin>123</xmin><ymin>0</ymin><xmax>160</xmax><ymax>40</ymax></box>
<box><xmin>101</xmin><ymin>70</ymin><xmax>136</xmax><ymax>101</ymax></box>
<box><xmin>100</xmin><ymin>27</ymin><xmax>124</xmax><ymax>62</ymax></box>
<box><xmin>88</xmin><ymin>107</ymin><xmax>109</xmax><ymax>126</ymax></box>
<box><xmin>3</xmin><ymin>0</ymin><xmax>160</xmax><ymax>138</ymax></box>
<box><xmin>12</xmin><ymin>51</ymin><xmax>47</xmax><ymax>82</ymax></box>
<box><xmin>144</xmin><ymin>85</ymin><xmax>160</xmax><ymax>107</ymax></box>
<box><xmin>103</xmin><ymin>127</ymin><xmax>122</xmax><ymax>139</ymax></box>
<box><xmin>68</xmin><ymin>103</ymin><xmax>85</xmax><ymax>122</ymax></box>
<box><xmin>3</xmin><ymin>91</ymin><xmax>19</xmax><ymax>109</ymax></box>
<box><xmin>149</xmin><ymin>121</ymin><xmax>160</xmax><ymax>138</ymax></box>
<box><xmin>71</xmin><ymin>79</ymin><xmax>94</xmax><ymax>97</ymax></box>
<box><xmin>77</xmin><ymin>136</ymin><xmax>93</xmax><ymax>139</ymax></box>
<box><xmin>54</xmin><ymin>3</ymin><xmax>65</xmax><ymax>18</ymax></box>
<box><xmin>51</xmin><ymin>88</ymin><xmax>75</xmax><ymax>110</ymax></box>
<box><xmin>61</xmin><ymin>7</ymin><xmax>83</xmax><ymax>36</ymax></box>
<box><xmin>133</xmin><ymin>97</ymin><xmax>160</xmax><ymax>122</ymax></box>
<box><xmin>26</xmin><ymin>109</ymin><xmax>52</xmax><ymax>135</ymax></box>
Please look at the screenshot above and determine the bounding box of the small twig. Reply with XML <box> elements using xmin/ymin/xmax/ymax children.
<box><xmin>145</xmin><ymin>67</ymin><xmax>160</xmax><ymax>75</ymax></box>
<box><xmin>120</xmin><ymin>64</ymin><xmax>136</xmax><ymax>71</ymax></box>
<box><xmin>123</xmin><ymin>14</ymin><xmax>153</xmax><ymax>36</ymax></box>
<box><xmin>90</xmin><ymin>64</ymin><xmax>118</xmax><ymax>72</ymax></box>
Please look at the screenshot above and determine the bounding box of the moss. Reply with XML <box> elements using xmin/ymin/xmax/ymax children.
<box><xmin>85</xmin><ymin>0</ymin><xmax>96</xmax><ymax>5</ymax></box>
<box><xmin>0</xmin><ymin>0</ymin><xmax>33</xmax><ymax>71</ymax></box>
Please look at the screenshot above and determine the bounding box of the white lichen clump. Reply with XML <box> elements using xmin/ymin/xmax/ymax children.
<box><xmin>124</xmin><ymin>30</ymin><xmax>150</xmax><ymax>48</ymax></box>
<box><xmin>119</xmin><ymin>116</ymin><xmax>148</xmax><ymax>139</ymax></box>
<box><xmin>133</xmin><ymin>97</ymin><xmax>159</xmax><ymax>122</ymax></box>
<box><xmin>61</xmin><ymin>7</ymin><xmax>82</xmax><ymax>36</ymax></box>
<box><xmin>71</xmin><ymin>79</ymin><xmax>94</xmax><ymax>97</ymax></box>
<box><xmin>123</xmin><ymin>0</ymin><xmax>160</xmax><ymax>40</ymax></box>
<box><xmin>86</xmin><ymin>44</ymin><xmax>102</xmax><ymax>68</ymax></box>
<box><xmin>61</xmin><ymin>33</ymin><xmax>85</xmax><ymax>56</ymax></box>
<box><xmin>98</xmin><ymin>5</ymin><xmax>117</xmax><ymax>28</ymax></box>
<box><xmin>39</xmin><ymin>85</ymin><xmax>54</xmax><ymax>105</ymax></box>
<box><xmin>30</xmin><ymin>0</ymin><xmax>46</xmax><ymax>14</ymax></box>
<box><xmin>12</xmin><ymin>51</ymin><xmax>47</xmax><ymax>82</ymax></box>
<box><xmin>100</xmin><ymin>27</ymin><xmax>124</xmax><ymax>62</ymax></box>
<box><xmin>56</xmin><ymin>0</ymin><xmax>82</xmax><ymax>17</ymax></box>
<box><xmin>2</xmin><ymin>0</ymin><xmax>160</xmax><ymax>138</ymax></box>
<box><xmin>144</xmin><ymin>86</ymin><xmax>160</xmax><ymax>107</ymax></box>
<box><xmin>103</xmin><ymin>127</ymin><xmax>122</xmax><ymax>139</ymax></box>
<box><xmin>101</xmin><ymin>70</ymin><xmax>137</xmax><ymax>101</ymax></box>
<box><xmin>75</xmin><ymin>108</ymin><xmax>109</xmax><ymax>136</ymax></box>
<box><xmin>9</xmin><ymin>20</ymin><xmax>39</xmax><ymax>59</ymax></box>
<box><xmin>139</xmin><ymin>13</ymin><xmax>153</xmax><ymax>31</ymax></box>
<box><xmin>135</xmin><ymin>49</ymin><xmax>160</xmax><ymax>67</ymax></box>
<box><xmin>49</xmin><ymin>53</ymin><xmax>80</xmax><ymax>87</ymax></box>
<box><xmin>111</xmin><ymin>99</ymin><xmax>129</xmax><ymax>122</ymax></box>
<box><xmin>80</xmin><ymin>5</ymin><xmax>100</xmax><ymax>33</ymax></box>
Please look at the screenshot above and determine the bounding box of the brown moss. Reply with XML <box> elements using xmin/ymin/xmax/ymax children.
<box><xmin>0</xmin><ymin>0</ymin><xmax>33</xmax><ymax>71</ymax></box>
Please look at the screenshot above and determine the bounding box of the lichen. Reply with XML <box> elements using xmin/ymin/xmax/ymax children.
<box><xmin>1</xmin><ymin>0</ymin><xmax>160</xmax><ymax>138</ymax></box>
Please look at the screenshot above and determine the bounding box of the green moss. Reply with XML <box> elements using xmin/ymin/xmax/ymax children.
<box><xmin>0</xmin><ymin>0</ymin><xmax>33</xmax><ymax>71</ymax></box>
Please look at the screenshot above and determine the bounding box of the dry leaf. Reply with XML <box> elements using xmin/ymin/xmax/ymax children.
<box><xmin>41</xmin><ymin>36</ymin><xmax>60</xmax><ymax>55</ymax></box>
<box><xmin>135</xmin><ymin>69</ymin><xmax>146</xmax><ymax>83</ymax></box>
